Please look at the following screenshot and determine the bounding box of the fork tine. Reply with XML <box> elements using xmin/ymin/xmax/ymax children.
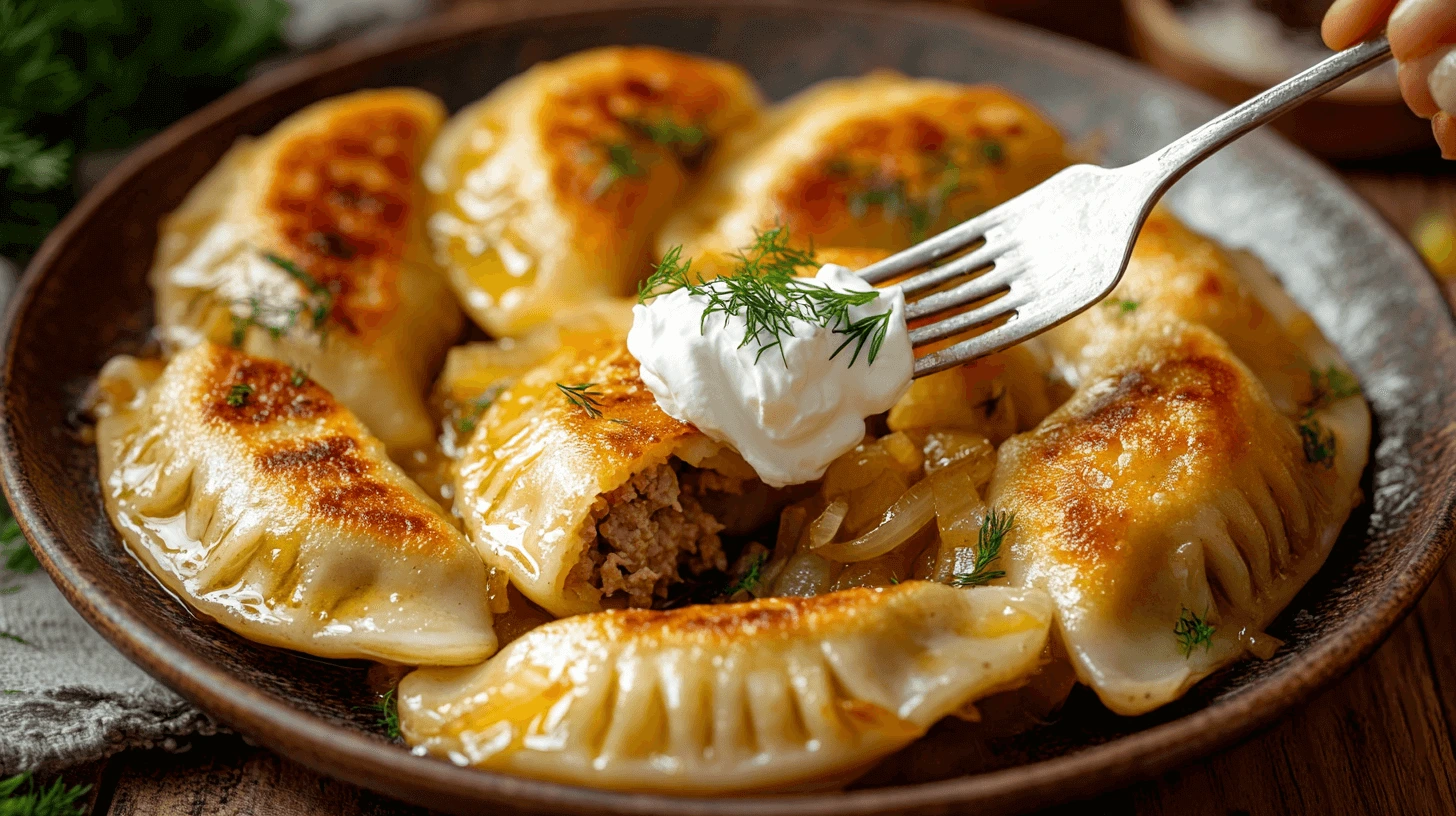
<box><xmin>857</xmin><ymin>208</ymin><xmax>1006</xmax><ymax>284</ymax></box>
<box><xmin>896</xmin><ymin>235</ymin><xmax>1006</xmax><ymax>297</ymax></box>
<box><xmin>905</xmin><ymin>262</ymin><xmax>1019</xmax><ymax>321</ymax></box>
<box><xmin>908</xmin><ymin>289</ymin><xmax>1027</xmax><ymax>346</ymax></box>
<box><xmin>912</xmin><ymin>315</ymin><xmax>1032</xmax><ymax>378</ymax></box>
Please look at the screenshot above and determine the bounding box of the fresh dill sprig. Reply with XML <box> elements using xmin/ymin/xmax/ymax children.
<box><xmin>557</xmin><ymin>382</ymin><xmax>605</xmax><ymax>419</ymax></box>
<box><xmin>353</xmin><ymin>689</ymin><xmax>400</xmax><ymax>740</ymax></box>
<box><xmin>289</xmin><ymin>366</ymin><xmax>308</xmax><ymax>388</ymax></box>
<box><xmin>1173</xmin><ymin>607</ymin><xmax>1216</xmax><ymax>657</ymax></box>
<box><xmin>589</xmin><ymin>143</ymin><xmax>646</xmax><ymax>199</ymax></box>
<box><xmin>455</xmin><ymin>382</ymin><xmax>508</xmax><ymax>434</ymax></box>
<box><xmin>951</xmin><ymin>508</ymin><xmax>1015</xmax><ymax>587</ymax></box>
<box><xmin>723</xmin><ymin>553</ymin><xmax>767</xmax><ymax>598</ymax></box>
<box><xmin>0</xmin><ymin>632</ymin><xmax>29</xmax><ymax>646</ymax></box>
<box><xmin>0</xmin><ymin>771</ymin><xmax>91</xmax><ymax>816</ymax></box>
<box><xmin>225</xmin><ymin>383</ymin><xmax>254</xmax><ymax>408</ymax></box>
<box><xmin>230</xmin><ymin>253</ymin><xmax>338</xmax><ymax>347</ymax></box>
<box><xmin>1104</xmin><ymin>298</ymin><xmax>1138</xmax><ymax>313</ymax></box>
<box><xmin>1299</xmin><ymin>416</ymin><xmax>1337</xmax><ymax>468</ymax></box>
<box><xmin>640</xmin><ymin>228</ymin><xmax>893</xmax><ymax>366</ymax></box>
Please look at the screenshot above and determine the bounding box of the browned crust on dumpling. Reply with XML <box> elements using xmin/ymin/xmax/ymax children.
<box><xmin>595</xmin><ymin>583</ymin><xmax>908</xmax><ymax>642</ymax></box>
<box><xmin>541</xmin><ymin>47</ymin><xmax>758</xmax><ymax>221</ymax></box>
<box><xmin>1004</xmin><ymin>327</ymin><xmax>1299</xmax><ymax>572</ymax></box>
<box><xmin>262</xmin><ymin>97</ymin><xmax>436</xmax><ymax>337</ymax></box>
<box><xmin>198</xmin><ymin>344</ymin><xmax>459</xmax><ymax>554</ymax></box>
<box><xmin>772</xmin><ymin>87</ymin><xmax>1064</xmax><ymax>249</ymax></box>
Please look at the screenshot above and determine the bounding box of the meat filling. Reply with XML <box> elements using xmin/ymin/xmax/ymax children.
<box><xmin>572</xmin><ymin>463</ymin><xmax>730</xmax><ymax>607</ymax></box>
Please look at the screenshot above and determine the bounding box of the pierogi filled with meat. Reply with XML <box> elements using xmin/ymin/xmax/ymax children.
<box><xmin>91</xmin><ymin>45</ymin><xmax>1369</xmax><ymax>796</ymax></box>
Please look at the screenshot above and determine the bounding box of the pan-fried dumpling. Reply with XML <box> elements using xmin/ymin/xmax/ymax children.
<box><xmin>424</xmin><ymin>46</ymin><xmax>763</xmax><ymax>336</ymax></box>
<box><xmin>1044</xmin><ymin>209</ymin><xmax>1319</xmax><ymax>416</ymax></box>
<box><xmin>454</xmin><ymin>336</ymin><xmax>762</xmax><ymax>617</ymax></box>
<box><xmin>398</xmin><ymin>582</ymin><xmax>1053</xmax><ymax>793</ymax></box>
<box><xmin>657</xmin><ymin>72</ymin><xmax>1066</xmax><ymax>277</ymax></box>
<box><xmin>93</xmin><ymin>343</ymin><xmax>496</xmax><ymax>666</ymax></box>
<box><xmin>151</xmin><ymin>89</ymin><xmax>461</xmax><ymax>457</ymax></box>
<box><xmin>989</xmin><ymin>322</ymin><xmax>1367</xmax><ymax>715</ymax></box>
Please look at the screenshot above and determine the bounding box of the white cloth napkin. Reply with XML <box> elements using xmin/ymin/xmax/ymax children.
<box><xmin>0</xmin><ymin>0</ymin><xmax>431</xmax><ymax>776</ymax></box>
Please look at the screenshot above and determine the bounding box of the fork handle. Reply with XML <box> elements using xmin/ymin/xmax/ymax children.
<box><xmin>1138</xmin><ymin>35</ymin><xmax>1393</xmax><ymax>192</ymax></box>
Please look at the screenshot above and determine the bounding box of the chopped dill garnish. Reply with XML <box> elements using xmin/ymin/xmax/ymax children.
<box><xmin>640</xmin><ymin>228</ymin><xmax>893</xmax><ymax>366</ymax></box>
<box><xmin>1174</xmin><ymin>607</ymin><xmax>1216</xmax><ymax>657</ymax></box>
<box><xmin>455</xmin><ymin>382</ymin><xmax>508</xmax><ymax>434</ymax></box>
<box><xmin>225</xmin><ymin>383</ymin><xmax>254</xmax><ymax>408</ymax></box>
<box><xmin>1299</xmin><ymin>416</ymin><xmax>1336</xmax><ymax>468</ymax></box>
<box><xmin>723</xmin><ymin>553</ymin><xmax>767</xmax><ymax>598</ymax></box>
<box><xmin>0</xmin><ymin>632</ymin><xmax>29</xmax><ymax>646</ymax></box>
<box><xmin>1305</xmin><ymin>365</ymin><xmax>1361</xmax><ymax>412</ymax></box>
<box><xmin>557</xmin><ymin>382</ymin><xmax>605</xmax><ymax>419</ymax></box>
<box><xmin>290</xmin><ymin>366</ymin><xmax>308</xmax><ymax>388</ymax></box>
<box><xmin>889</xmin><ymin>574</ymin><xmax>901</xmax><ymax>585</ymax></box>
<box><xmin>951</xmin><ymin>508</ymin><xmax>1015</xmax><ymax>587</ymax></box>
<box><xmin>354</xmin><ymin>689</ymin><xmax>400</xmax><ymax>740</ymax></box>
<box><xmin>230</xmin><ymin>252</ymin><xmax>338</xmax><ymax>347</ymax></box>
<box><xmin>0</xmin><ymin>772</ymin><xmax>91</xmax><ymax>816</ymax></box>
<box><xmin>1105</xmin><ymin>298</ymin><xmax>1138</xmax><ymax>313</ymax></box>
<box><xmin>589</xmin><ymin>142</ymin><xmax>646</xmax><ymax>199</ymax></box>
<box><xmin>626</xmin><ymin>117</ymin><xmax>706</xmax><ymax>153</ymax></box>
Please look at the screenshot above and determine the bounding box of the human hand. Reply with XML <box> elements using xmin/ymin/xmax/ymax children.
<box><xmin>1324</xmin><ymin>0</ymin><xmax>1456</xmax><ymax>157</ymax></box>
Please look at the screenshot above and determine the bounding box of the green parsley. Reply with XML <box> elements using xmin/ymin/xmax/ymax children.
<box><xmin>557</xmin><ymin>382</ymin><xmax>606</xmax><ymax>419</ymax></box>
<box><xmin>640</xmin><ymin>228</ymin><xmax>893</xmax><ymax>366</ymax></box>
<box><xmin>722</xmin><ymin>553</ymin><xmax>767</xmax><ymax>598</ymax></box>
<box><xmin>589</xmin><ymin>142</ymin><xmax>646</xmax><ymax>199</ymax></box>
<box><xmin>225</xmin><ymin>383</ymin><xmax>254</xmax><ymax>408</ymax></box>
<box><xmin>0</xmin><ymin>772</ymin><xmax>91</xmax><ymax>816</ymax></box>
<box><xmin>1174</xmin><ymin>607</ymin><xmax>1216</xmax><ymax>657</ymax></box>
<box><xmin>951</xmin><ymin>508</ymin><xmax>1015</xmax><ymax>587</ymax></box>
<box><xmin>1299</xmin><ymin>416</ymin><xmax>1337</xmax><ymax>468</ymax></box>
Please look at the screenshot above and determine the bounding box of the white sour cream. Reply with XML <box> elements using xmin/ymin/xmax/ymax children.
<box><xmin>627</xmin><ymin>264</ymin><xmax>913</xmax><ymax>487</ymax></box>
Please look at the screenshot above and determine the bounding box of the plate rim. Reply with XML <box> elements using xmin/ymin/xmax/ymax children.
<box><xmin>3</xmin><ymin>0</ymin><xmax>1452</xmax><ymax>812</ymax></box>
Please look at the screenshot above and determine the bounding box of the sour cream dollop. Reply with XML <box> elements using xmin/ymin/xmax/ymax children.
<box><xmin>627</xmin><ymin>264</ymin><xmax>913</xmax><ymax>487</ymax></box>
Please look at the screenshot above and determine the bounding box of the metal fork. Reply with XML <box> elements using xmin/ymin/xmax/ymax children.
<box><xmin>860</xmin><ymin>36</ymin><xmax>1393</xmax><ymax>378</ymax></box>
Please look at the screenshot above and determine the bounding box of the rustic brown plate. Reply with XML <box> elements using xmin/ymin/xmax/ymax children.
<box><xmin>4</xmin><ymin>1</ymin><xmax>1454</xmax><ymax>813</ymax></box>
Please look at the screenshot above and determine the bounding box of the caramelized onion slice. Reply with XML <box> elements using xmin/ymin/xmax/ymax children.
<box><xmin>813</xmin><ymin>477</ymin><xmax>936</xmax><ymax>563</ymax></box>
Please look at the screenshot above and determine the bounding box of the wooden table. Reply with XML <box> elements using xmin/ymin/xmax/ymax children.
<box><xmin>43</xmin><ymin>149</ymin><xmax>1456</xmax><ymax>816</ymax></box>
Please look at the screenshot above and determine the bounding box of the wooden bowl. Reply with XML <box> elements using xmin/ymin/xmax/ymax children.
<box><xmin>1124</xmin><ymin>0</ymin><xmax>1432</xmax><ymax>159</ymax></box>
<box><xmin>4</xmin><ymin>1</ymin><xmax>1455</xmax><ymax>813</ymax></box>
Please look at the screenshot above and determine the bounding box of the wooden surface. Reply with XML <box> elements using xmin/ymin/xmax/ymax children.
<box><xmin>39</xmin><ymin>148</ymin><xmax>1456</xmax><ymax>816</ymax></box>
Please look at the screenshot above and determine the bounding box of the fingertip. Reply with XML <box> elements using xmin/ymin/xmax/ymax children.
<box><xmin>1434</xmin><ymin>112</ymin><xmax>1456</xmax><ymax>159</ymax></box>
<box><xmin>1399</xmin><ymin>55</ymin><xmax>1442</xmax><ymax>119</ymax></box>
<box><xmin>1322</xmin><ymin>0</ymin><xmax>1399</xmax><ymax>50</ymax></box>
<box><xmin>1389</xmin><ymin>0</ymin><xmax>1456</xmax><ymax>62</ymax></box>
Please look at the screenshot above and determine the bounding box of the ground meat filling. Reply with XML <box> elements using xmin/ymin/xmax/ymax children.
<box><xmin>576</xmin><ymin>463</ymin><xmax>729</xmax><ymax>607</ymax></box>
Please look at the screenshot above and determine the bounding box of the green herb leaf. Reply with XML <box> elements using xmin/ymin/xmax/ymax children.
<box><xmin>557</xmin><ymin>382</ymin><xmax>605</xmax><ymax>419</ymax></box>
<box><xmin>455</xmin><ymin>382</ymin><xmax>509</xmax><ymax>434</ymax></box>
<box><xmin>722</xmin><ymin>553</ymin><xmax>767</xmax><ymax>598</ymax></box>
<box><xmin>1173</xmin><ymin>606</ymin><xmax>1216</xmax><ymax>657</ymax></box>
<box><xmin>951</xmin><ymin>508</ymin><xmax>1014</xmax><ymax>587</ymax></box>
<box><xmin>1305</xmin><ymin>365</ymin><xmax>1360</xmax><ymax>412</ymax></box>
<box><xmin>0</xmin><ymin>771</ymin><xmax>91</xmax><ymax>816</ymax></box>
<box><xmin>0</xmin><ymin>632</ymin><xmax>29</xmax><ymax>646</ymax></box>
<box><xmin>1299</xmin><ymin>416</ymin><xmax>1336</xmax><ymax>467</ymax></box>
<box><xmin>225</xmin><ymin>383</ymin><xmax>254</xmax><ymax>408</ymax></box>
<box><xmin>589</xmin><ymin>142</ymin><xmax>646</xmax><ymax>199</ymax></box>
<box><xmin>641</xmin><ymin>228</ymin><xmax>894</xmax><ymax>367</ymax></box>
<box><xmin>625</xmin><ymin>117</ymin><xmax>706</xmax><ymax>150</ymax></box>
